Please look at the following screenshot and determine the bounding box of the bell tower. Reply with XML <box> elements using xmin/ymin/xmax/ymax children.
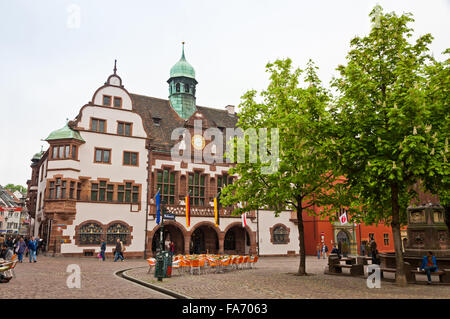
<box><xmin>168</xmin><ymin>42</ymin><xmax>198</xmax><ymax>119</ymax></box>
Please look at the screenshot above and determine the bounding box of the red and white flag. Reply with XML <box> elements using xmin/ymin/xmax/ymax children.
<box><xmin>241</xmin><ymin>212</ymin><xmax>247</xmax><ymax>228</ymax></box>
<box><xmin>339</xmin><ymin>212</ymin><xmax>348</xmax><ymax>224</ymax></box>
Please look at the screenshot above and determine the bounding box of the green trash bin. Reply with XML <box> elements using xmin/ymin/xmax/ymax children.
<box><xmin>154</xmin><ymin>251</ymin><xmax>167</xmax><ymax>281</ymax></box>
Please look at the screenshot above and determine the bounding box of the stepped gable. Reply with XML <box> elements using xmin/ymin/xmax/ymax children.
<box><xmin>130</xmin><ymin>93</ymin><xmax>239</xmax><ymax>152</ymax></box>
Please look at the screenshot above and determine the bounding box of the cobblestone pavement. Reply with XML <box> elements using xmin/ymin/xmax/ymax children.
<box><xmin>126</xmin><ymin>256</ymin><xmax>450</xmax><ymax>299</ymax></box>
<box><xmin>2</xmin><ymin>255</ymin><xmax>449</xmax><ymax>299</ymax></box>
<box><xmin>1</xmin><ymin>255</ymin><xmax>172</xmax><ymax>299</ymax></box>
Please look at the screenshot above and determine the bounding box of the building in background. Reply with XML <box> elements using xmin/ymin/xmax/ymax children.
<box><xmin>0</xmin><ymin>185</ymin><xmax>27</xmax><ymax>236</ymax></box>
<box><xmin>25</xmin><ymin>45</ymin><xmax>397</xmax><ymax>257</ymax></box>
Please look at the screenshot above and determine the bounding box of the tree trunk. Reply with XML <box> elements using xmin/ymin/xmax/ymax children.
<box><xmin>391</xmin><ymin>183</ymin><xmax>407</xmax><ymax>286</ymax></box>
<box><xmin>296</xmin><ymin>202</ymin><xmax>307</xmax><ymax>275</ymax></box>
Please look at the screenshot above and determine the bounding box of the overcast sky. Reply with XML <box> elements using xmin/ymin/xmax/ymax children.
<box><xmin>1</xmin><ymin>0</ymin><xmax>449</xmax><ymax>187</ymax></box>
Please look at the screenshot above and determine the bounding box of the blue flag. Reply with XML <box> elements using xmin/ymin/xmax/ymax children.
<box><xmin>156</xmin><ymin>190</ymin><xmax>161</xmax><ymax>225</ymax></box>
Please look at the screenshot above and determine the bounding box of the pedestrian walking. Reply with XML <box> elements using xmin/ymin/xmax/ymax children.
<box><xmin>316</xmin><ymin>243</ymin><xmax>321</xmax><ymax>259</ymax></box>
<box><xmin>114</xmin><ymin>238</ymin><xmax>124</xmax><ymax>262</ymax></box>
<box><xmin>100</xmin><ymin>240</ymin><xmax>106</xmax><ymax>261</ymax></box>
<box><xmin>15</xmin><ymin>237</ymin><xmax>27</xmax><ymax>263</ymax></box>
<box><xmin>28</xmin><ymin>236</ymin><xmax>37</xmax><ymax>263</ymax></box>
<box><xmin>169</xmin><ymin>241</ymin><xmax>175</xmax><ymax>257</ymax></box>
<box><xmin>322</xmin><ymin>244</ymin><xmax>328</xmax><ymax>259</ymax></box>
<box><xmin>120</xmin><ymin>240</ymin><xmax>125</xmax><ymax>260</ymax></box>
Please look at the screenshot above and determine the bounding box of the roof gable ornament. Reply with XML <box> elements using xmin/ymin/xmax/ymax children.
<box><xmin>106</xmin><ymin>59</ymin><xmax>123</xmax><ymax>87</ymax></box>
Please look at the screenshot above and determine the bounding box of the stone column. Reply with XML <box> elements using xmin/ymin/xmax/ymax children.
<box><xmin>219</xmin><ymin>231</ymin><xmax>225</xmax><ymax>255</ymax></box>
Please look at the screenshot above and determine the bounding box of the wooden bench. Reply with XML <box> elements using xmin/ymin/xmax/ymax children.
<box><xmin>330</xmin><ymin>263</ymin><xmax>364</xmax><ymax>276</ymax></box>
<box><xmin>410</xmin><ymin>269</ymin><xmax>450</xmax><ymax>284</ymax></box>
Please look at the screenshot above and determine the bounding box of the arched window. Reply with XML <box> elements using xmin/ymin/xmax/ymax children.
<box><xmin>185</xmin><ymin>84</ymin><xmax>190</xmax><ymax>93</ymax></box>
<box><xmin>176</xmin><ymin>83</ymin><xmax>180</xmax><ymax>92</ymax></box>
<box><xmin>107</xmin><ymin>223</ymin><xmax>130</xmax><ymax>245</ymax></box>
<box><xmin>272</xmin><ymin>225</ymin><xmax>289</xmax><ymax>244</ymax></box>
<box><xmin>79</xmin><ymin>223</ymin><xmax>103</xmax><ymax>245</ymax></box>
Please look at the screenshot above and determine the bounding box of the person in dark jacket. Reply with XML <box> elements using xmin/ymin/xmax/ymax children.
<box><xmin>27</xmin><ymin>236</ymin><xmax>37</xmax><ymax>263</ymax></box>
<box><xmin>420</xmin><ymin>251</ymin><xmax>438</xmax><ymax>285</ymax></box>
<box><xmin>100</xmin><ymin>240</ymin><xmax>106</xmax><ymax>261</ymax></box>
<box><xmin>331</xmin><ymin>244</ymin><xmax>341</xmax><ymax>259</ymax></box>
<box><xmin>114</xmin><ymin>238</ymin><xmax>124</xmax><ymax>262</ymax></box>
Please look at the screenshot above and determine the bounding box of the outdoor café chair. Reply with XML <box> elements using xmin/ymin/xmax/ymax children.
<box><xmin>190</xmin><ymin>259</ymin><xmax>201</xmax><ymax>275</ymax></box>
<box><xmin>146</xmin><ymin>258</ymin><xmax>156</xmax><ymax>274</ymax></box>
<box><xmin>243</xmin><ymin>256</ymin><xmax>250</xmax><ymax>269</ymax></box>
<box><xmin>249</xmin><ymin>255</ymin><xmax>259</xmax><ymax>269</ymax></box>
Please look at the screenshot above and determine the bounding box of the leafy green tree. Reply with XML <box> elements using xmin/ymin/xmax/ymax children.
<box><xmin>328</xmin><ymin>6</ymin><xmax>445</xmax><ymax>285</ymax></box>
<box><xmin>221</xmin><ymin>59</ymin><xmax>335</xmax><ymax>275</ymax></box>
<box><xmin>4</xmin><ymin>184</ymin><xmax>27</xmax><ymax>194</ymax></box>
<box><xmin>421</xmin><ymin>49</ymin><xmax>450</xmax><ymax>231</ymax></box>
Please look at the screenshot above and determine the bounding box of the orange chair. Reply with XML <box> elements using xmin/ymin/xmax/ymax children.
<box><xmin>207</xmin><ymin>258</ymin><xmax>219</xmax><ymax>274</ymax></box>
<box><xmin>237</xmin><ymin>256</ymin><xmax>244</xmax><ymax>270</ymax></box>
<box><xmin>249</xmin><ymin>256</ymin><xmax>259</xmax><ymax>269</ymax></box>
<box><xmin>171</xmin><ymin>260</ymin><xmax>181</xmax><ymax>276</ymax></box>
<box><xmin>243</xmin><ymin>256</ymin><xmax>250</xmax><ymax>269</ymax></box>
<box><xmin>146</xmin><ymin>258</ymin><xmax>156</xmax><ymax>274</ymax></box>
<box><xmin>190</xmin><ymin>259</ymin><xmax>201</xmax><ymax>275</ymax></box>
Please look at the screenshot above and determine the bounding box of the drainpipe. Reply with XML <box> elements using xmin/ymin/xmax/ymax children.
<box><xmin>143</xmin><ymin>144</ymin><xmax>152</xmax><ymax>259</ymax></box>
<box><xmin>256</xmin><ymin>208</ymin><xmax>259</xmax><ymax>256</ymax></box>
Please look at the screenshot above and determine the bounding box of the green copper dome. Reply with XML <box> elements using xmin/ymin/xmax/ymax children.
<box><xmin>169</xmin><ymin>43</ymin><xmax>196</xmax><ymax>79</ymax></box>
<box><xmin>45</xmin><ymin>122</ymin><xmax>85</xmax><ymax>142</ymax></box>
<box><xmin>32</xmin><ymin>151</ymin><xmax>44</xmax><ymax>161</ymax></box>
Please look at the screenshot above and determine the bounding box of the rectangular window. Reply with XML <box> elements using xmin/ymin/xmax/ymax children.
<box><xmin>132</xmin><ymin>186</ymin><xmax>139</xmax><ymax>203</ymax></box>
<box><xmin>49</xmin><ymin>181</ymin><xmax>55</xmax><ymax>199</ymax></box>
<box><xmin>61</xmin><ymin>180</ymin><xmax>66</xmax><ymax>199</ymax></box>
<box><xmin>369</xmin><ymin>233</ymin><xmax>375</xmax><ymax>241</ymax></box>
<box><xmin>107</xmin><ymin>184</ymin><xmax>114</xmax><ymax>202</ymax></box>
<box><xmin>113</xmin><ymin>97</ymin><xmax>122</xmax><ymax>108</ymax></box>
<box><xmin>99</xmin><ymin>181</ymin><xmax>106</xmax><ymax>201</ymax></box>
<box><xmin>117</xmin><ymin>185</ymin><xmax>124</xmax><ymax>202</ymax></box>
<box><xmin>70</xmin><ymin>181</ymin><xmax>75</xmax><ymax>199</ymax></box>
<box><xmin>125</xmin><ymin>183</ymin><xmax>132</xmax><ymax>202</ymax></box>
<box><xmin>91</xmin><ymin>118</ymin><xmax>106</xmax><ymax>133</ymax></box>
<box><xmin>77</xmin><ymin>182</ymin><xmax>81</xmax><ymax>200</ymax></box>
<box><xmin>72</xmin><ymin>146</ymin><xmax>77</xmax><ymax>160</ymax></box>
<box><xmin>94</xmin><ymin>148</ymin><xmax>111</xmax><ymax>164</ymax></box>
<box><xmin>384</xmin><ymin>234</ymin><xmax>389</xmax><ymax>246</ymax></box>
<box><xmin>188</xmin><ymin>172</ymin><xmax>205</xmax><ymax>206</ymax></box>
<box><xmin>52</xmin><ymin>146</ymin><xmax>57</xmax><ymax>159</ymax></box>
<box><xmin>117</xmin><ymin>122</ymin><xmax>132</xmax><ymax>136</ymax></box>
<box><xmin>123</xmin><ymin>151</ymin><xmax>138</xmax><ymax>166</ymax></box>
<box><xmin>91</xmin><ymin>183</ymin><xmax>98</xmax><ymax>201</ymax></box>
<box><xmin>157</xmin><ymin>169</ymin><xmax>175</xmax><ymax>204</ymax></box>
<box><xmin>55</xmin><ymin>178</ymin><xmax>62</xmax><ymax>199</ymax></box>
<box><xmin>103</xmin><ymin>95</ymin><xmax>111</xmax><ymax>106</ymax></box>
<box><xmin>65</xmin><ymin>145</ymin><xmax>70</xmax><ymax>158</ymax></box>
<box><xmin>58</xmin><ymin>146</ymin><xmax>64</xmax><ymax>159</ymax></box>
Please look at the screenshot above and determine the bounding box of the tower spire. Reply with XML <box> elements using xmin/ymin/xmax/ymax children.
<box><xmin>113</xmin><ymin>59</ymin><xmax>117</xmax><ymax>74</ymax></box>
<box><xmin>181</xmin><ymin>42</ymin><xmax>185</xmax><ymax>60</ymax></box>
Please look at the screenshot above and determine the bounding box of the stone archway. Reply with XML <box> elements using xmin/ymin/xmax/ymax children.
<box><xmin>224</xmin><ymin>222</ymin><xmax>257</xmax><ymax>255</ymax></box>
<box><xmin>149</xmin><ymin>221</ymin><xmax>187</xmax><ymax>256</ymax></box>
<box><xmin>189</xmin><ymin>221</ymin><xmax>220</xmax><ymax>254</ymax></box>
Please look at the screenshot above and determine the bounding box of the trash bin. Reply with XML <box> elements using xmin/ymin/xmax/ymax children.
<box><xmin>154</xmin><ymin>251</ymin><xmax>167</xmax><ymax>281</ymax></box>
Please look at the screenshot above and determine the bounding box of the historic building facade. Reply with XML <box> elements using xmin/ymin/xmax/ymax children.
<box><xmin>26</xmin><ymin>45</ymin><xmax>395</xmax><ymax>258</ymax></box>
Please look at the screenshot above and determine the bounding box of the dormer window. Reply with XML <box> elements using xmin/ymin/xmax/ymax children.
<box><xmin>113</xmin><ymin>97</ymin><xmax>122</xmax><ymax>108</ymax></box>
<box><xmin>103</xmin><ymin>95</ymin><xmax>112</xmax><ymax>106</ymax></box>
<box><xmin>153</xmin><ymin>118</ymin><xmax>161</xmax><ymax>126</ymax></box>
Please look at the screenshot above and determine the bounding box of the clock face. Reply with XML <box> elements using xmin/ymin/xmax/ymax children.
<box><xmin>109</xmin><ymin>76</ymin><xmax>121</xmax><ymax>86</ymax></box>
<box><xmin>192</xmin><ymin>134</ymin><xmax>205</xmax><ymax>150</ymax></box>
